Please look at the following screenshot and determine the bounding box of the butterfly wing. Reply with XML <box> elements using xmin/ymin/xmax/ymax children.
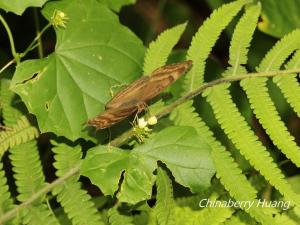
<box><xmin>138</xmin><ymin>60</ymin><xmax>193</xmax><ymax>102</ymax></box>
<box><xmin>105</xmin><ymin>76</ymin><xmax>150</xmax><ymax>109</ymax></box>
<box><xmin>87</xmin><ymin>106</ymin><xmax>137</xmax><ymax>130</ymax></box>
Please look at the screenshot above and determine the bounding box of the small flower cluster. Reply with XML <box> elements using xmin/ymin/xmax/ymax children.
<box><xmin>51</xmin><ymin>10</ymin><xmax>69</xmax><ymax>28</ymax></box>
<box><xmin>133</xmin><ymin>116</ymin><xmax>158</xmax><ymax>143</ymax></box>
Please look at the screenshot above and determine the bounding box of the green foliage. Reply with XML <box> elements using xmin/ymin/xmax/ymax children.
<box><xmin>184</xmin><ymin>0</ymin><xmax>248</xmax><ymax>91</ymax></box>
<box><xmin>52</xmin><ymin>143</ymin><xmax>104</xmax><ymax>225</ymax></box>
<box><xmin>0</xmin><ymin>0</ymin><xmax>48</xmax><ymax>15</ymax></box>
<box><xmin>0</xmin><ymin>116</ymin><xmax>39</xmax><ymax>156</ymax></box>
<box><xmin>258</xmin><ymin>0</ymin><xmax>300</xmax><ymax>38</ymax></box>
<box><xmin>0</xmin><ymin>163</ymin><xmax>13</xmax><ymax>217</ymax></box>
<box><xmin>98</xmin><ymin>0</ymin><xmax>136</xmax><ymax>12</ymax></box>
<box><xmin>0</xmin><ymin>0</ymin><xmax>300</xmax><ymax>224</ymax></box>
<box><xmin>108</xmin><ymin>208</ymin><xmax>134</xmax><ymax>225</ymax></box>
<box><xmin>154</xmin><ymin>167</ymin><xmax>175</xmax><ymax>225</ymax></box>
<box><xmin>143</xmin><ymin>23</ymin><xmax>187</xmax><ymax>74</ymax></box>
<box><xmin>11</xmin><ymin>0</ymin><xmax>145</xmax><ymax>141</ymax></box>
<box><xmin>81</xmin><ymin>126</ymin><xmax>215</xmax><ymax>204</ymax></box>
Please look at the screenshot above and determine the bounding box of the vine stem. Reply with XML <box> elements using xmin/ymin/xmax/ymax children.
<box><xmin>0</xmin><ymin>13</ymin><xmax>18</xmax><ymax>62</ymax></box>
<box><xmin>20</xmin><ymin>23</ymin><xmax>52</xmax><ymax>58</ymax></box>
<box><xmin>109</xmin><ymin>68</ymin><xmax>300</xmax><ymax>146</ymax></box>
<box><xmin>0</xmin><ymin>59</ymin><xmax>15</xmax><ymax>74</ymax></box>
<box><xmin>0</xmin><ymin>68</ymin><xmax>300</xmax><ymax>224</ymax></box>
<box><xmin>0</xmin><ymin>166</ymin><xmax>80</xmax><ymax>224</ymax></box>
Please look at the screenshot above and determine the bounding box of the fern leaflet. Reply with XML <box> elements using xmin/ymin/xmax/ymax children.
<box><xmin>170</xmin><ymin>101</ymin><xmax>277</xmax><ymax>225</ymax></box>
<box><xmin>108</xmin><ymin>208</ymin><xmax>134</xmax><ymax>225</ymax></box>
<box><xmin>52</xmin><ymin>143</ymin><xmax>104</xmax><ymax>225</ymax></box>
<box><xmin>0</xmin><ymin>116</ymin><xmax>39</xmax><ymax>156</ymax></box>
<box><xmin>143</xmin><ymin>23</ymin><xmax>187</xmax><ymax>74</ymax></box>
<box><xmin>240</xmin><ymin>29</ymin><xmax>300</xmax><ymax>167</ymax></box>
<box><xmin>155</xmin><ymin>167</ymin><xmax>175</xmax><ymax>225</ymax></box>
<box><xmin>0</xmin><ymin>163</ymin><xmax>14</xmax><ymax>218</ymax></box>
<box><xmin>184</xmin><ymin>0</ymin><xmax>249</xmax><ymax>91</ymax></box>
<box><xmin>273</xmin><ymin>49</ymin><xmax>300</xmax><ymax>117</ymax></box>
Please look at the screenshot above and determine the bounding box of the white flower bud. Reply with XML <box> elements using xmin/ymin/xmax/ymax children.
<box><xmin>147</xmin><ymin>116</ymin><xmax>157</xmax><ymax>125</ymax></box>
<box><xmin>138</xmin><ymin>118</ymin><xmax>148</xmax><ymax>129</ymax></box>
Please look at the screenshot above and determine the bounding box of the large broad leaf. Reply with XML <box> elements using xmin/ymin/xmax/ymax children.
<box><xmin>258</xmin><ymin>0</ymin><xmax>300</xmax><ymax>38</ymax></box>
<box><xmin>98</xmin><ymin>0</ymin><xmax>136</xmax><ymax>12</ymax></box>
<box><xmin>0</xmin><ymin>0</ymin><xmax>47</xmax><ymax>15</ymax></box>
<box><xmin>81</xmin><ymin>126</ymin><xmax>215</xmax><ymax>204</ymax></box>
<box><xmin>11</xmin><ymin>0</ymin><xmax>145</xmax><ymax>141</ymax></box>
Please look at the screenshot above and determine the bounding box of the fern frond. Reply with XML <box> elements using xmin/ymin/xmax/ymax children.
<box><xmin>224</xmin><ymin>211</ymin><xmax>257</xmax><ymax>225</ymax></box>
<box><xmin>155</xmin><ymin>167</ymin><xmax>175</xmax><ymax>225</ymax></box>
<box><xmin>203</xmin><ymin>84</ymin><xmax>300</xmax><ymax>207</ymax></box>
<box><xmin>108</xmin><ymin>208</ymin><xmax>134</xmax><ymax>225</ymax></box>
<box><xmin>170</xmin><ymin>101</ymin><xmax>277</xmax><ymax>225</ymax></box>
<box><xmin>0</xmin><ymin>163</ymin><xmax>14</xmax><ymax>217</ymax></box>
<box><xmin>184</xmin><ymin>0</ymin><xmax>248</xmax><ymax>91</ymax></box>
<box><xmin>52</xmin><ymin>143</ymin><xmax>104</xmax><ymax>225</ymax></box>
<box><xmin>143</xmin><ymin>23</ymin><xmax>187</xmax><ymax>74</ymax></box>
<box><xmin>273</xmin><ymin>50</ymin><xmax>300</xmax><ymax>117</ymax></box>
<box><xmin>240</xmin><ymin>30</ymin><xmax>300</xmax><ymax>167</ymax></box>
<box><xmin>0</xmin><ymin>116</ymin><xmax>39</xmax><ymax>156</ymax></box>
<box><xmin>227</xmin><ymin>3</ymin><xmax>260</xmax><ymax>76</ymax></box>
<box><xmin>0</xmin><ymin>79</ymin><xmax>23</xmax><ymax>126</ymax></box>
<box><xmin>9</xmin><ymin>140</ymin><xmax>45</xmax><ymax>202</ymax></box>
<box><xmin>22</xmin><ymin>205</ymin><xmax>60</xmax><ymax>225</ymax></box>
<box><xmin>197</xmin><ymin>203</ymin><xmax>234</xmax><ymax>225</ymax></box>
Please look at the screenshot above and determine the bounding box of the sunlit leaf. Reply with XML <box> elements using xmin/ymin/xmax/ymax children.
<box><xmin>81</xmin><ymin>126</ymin><xmax>215</xmax><ymax>204</ymax></box>
<box><xmin>11</xmin><ymin>0</ymin><xmax>145</xmax><ymax>141</ymax></box>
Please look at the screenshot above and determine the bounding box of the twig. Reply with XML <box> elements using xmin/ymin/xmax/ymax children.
<box><xmin>0</xmin><ymin>14</ymin><xmax>18</xmax><ymax>62</ymax></box>
<box><xmin>0</xmin><ymin>166</ymin><xmax>80</xmax><ymax>224</ymax></box>
<box><xmin>0</xmin><ymin>59</ymin><xmax>15</xmax><ymax>74</ymax></box>
<box><xmin>109</xmin><ymin>68</ymin><xmax>300</xmax><ymax>146</ymax></box>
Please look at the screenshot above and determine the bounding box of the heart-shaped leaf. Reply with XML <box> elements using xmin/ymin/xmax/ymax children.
<box><xmin>0</xmin><ymin>0</ymin><xmax>48</xmax><ymax>15</ymax></box>
<box><xmin>11</xmin><ymin>0</ymin><xmax>145</xmax><ymax>141</ymax></box>
<box><xmin>81</xmin><ymin>126</ymin><xmax>215</xmax><ymax>204</ymax></box>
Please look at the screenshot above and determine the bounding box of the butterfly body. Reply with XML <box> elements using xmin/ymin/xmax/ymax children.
<box><xmin>87</xmin><ymin>60</ymin><xmax>193</xmax><ymax>129</ymax></box>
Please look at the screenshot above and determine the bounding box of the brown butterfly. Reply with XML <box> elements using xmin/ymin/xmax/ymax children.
<box><xmin>87</xmin><ymin>60</ymin><xmax>193</xmax><ymax>129</ymax></box>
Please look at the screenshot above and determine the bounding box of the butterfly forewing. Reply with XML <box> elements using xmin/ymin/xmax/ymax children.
<box><xmin>87</xmin><ymin>60</ymin><xmax>193</xmax><ymax>129</ymax></box>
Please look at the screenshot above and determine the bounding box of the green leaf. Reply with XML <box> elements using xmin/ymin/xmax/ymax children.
<box><xmin>11</xmin><ymin>0</ymin><xmax>145</xmax><ymax>141</ymax></box>
<box><xmin>98</xmin><ymin>0</ymin><xmax>136</xmax><ymax>12</ymax></box>
<box><xmin>0</xmin><ymin>0</ymin><xmax>47</xmax><ymax>15</ymax></box>
<box><xmin>258</xmin><ymin>0</ymin><xmax>300</xmax><ymax>38</ymax></box>
<box><xmin>81</xmin><ymin>126</ymin><xmax>215</xmax><ymax>204</ymax></box>
<box><xmin>143</xmin><ymin>22</ymin><xmax>187</xmax><ymax>74</ymax></box>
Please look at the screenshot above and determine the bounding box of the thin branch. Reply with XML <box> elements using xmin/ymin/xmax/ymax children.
<box><xmin>109</xmin><ymin>68</ymin><xmax>300</xmax><ymax>146</ymax></box>
<box><xmin>0</xmin><ymin>166</ymin><xmax>80</xmax><ymax>224</ymax></box>
<box><xmin>0</xmin><ymin>59</ymin><xmax>15</xmax><ymax>74</ymax></box>
<box><xmin>20</xmin><ymin>23</ymin><xmax>52</xmax><ymax>58</ymax></box>
<box><xmin>0</xmin><ymin>13</ymin><xmax>18</xmax><ymax>61</ymax></box>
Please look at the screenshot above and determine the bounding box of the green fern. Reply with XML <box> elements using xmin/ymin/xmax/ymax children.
<box><xmin>273</xmin><ymin>50</ymin><xmax>300</xmax><ymax>117</ymax></box>
<box><xmin>170</xmin><ymin>101</ymin><xmax>277</xmax><ymax>225</ymax></box>
<box><xmin>0</xmin><ymin>116</ymin><xmax>39</xmax><ymax>156</ymax></box>
<box><xmin>0</xmin><ymin>79</ymin><xmax>24</xmax><ymax>126</ymax></box>
<box><xmin>9</xmin><ymin>141</ymin><xmax>45</xmax><ymax>202</ymax></box>
<box><xmin>240</xmin><ymin>29</ymin><xmax>300</xmax><ymax>167</ymax></box>
<box><xmin>108</xmin><ymin>208</ymin><xmax>134</xmax><ymax>225</ymax></box>
<box><xmin>226</xmin><ymin>3</ymin><xmax>261</xmax><ymax>76</ymax></box>
<box><xmin>143</xmin><ymin>23</ymin><xmax>187</xmax><ymax>74</ymax></box>
<box><xmin>52</xmin><ymin>143</ymin><xmax>104</xmax><ymax>225</ymax></box>
<box><xmin>155</xmin><ymin>167</ymin><xmax>175</xmax><ymax>225</ymax></box>
<box><xmin>184</xmin><ymin>0</ymin><xmax>249</xmax><ymax>91</ymax></box>
<box><xmin>0</xmin><ymin>163</ymin><xmax>14</xmax><ymax>218</ymax></box>
<box><xmin>22</xmin><ymin>205</ymin><xmax>60</xmax><ymax>225</ymax></box>
<box><xmin>203</xmin><ymin>84</ymin><xmax>300</xmax><ymax>207</ymax></box>
<box><xmin>9</xmin><ymin>140</ymin><xmax>59</xmax><ymax>225</ymax></box>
